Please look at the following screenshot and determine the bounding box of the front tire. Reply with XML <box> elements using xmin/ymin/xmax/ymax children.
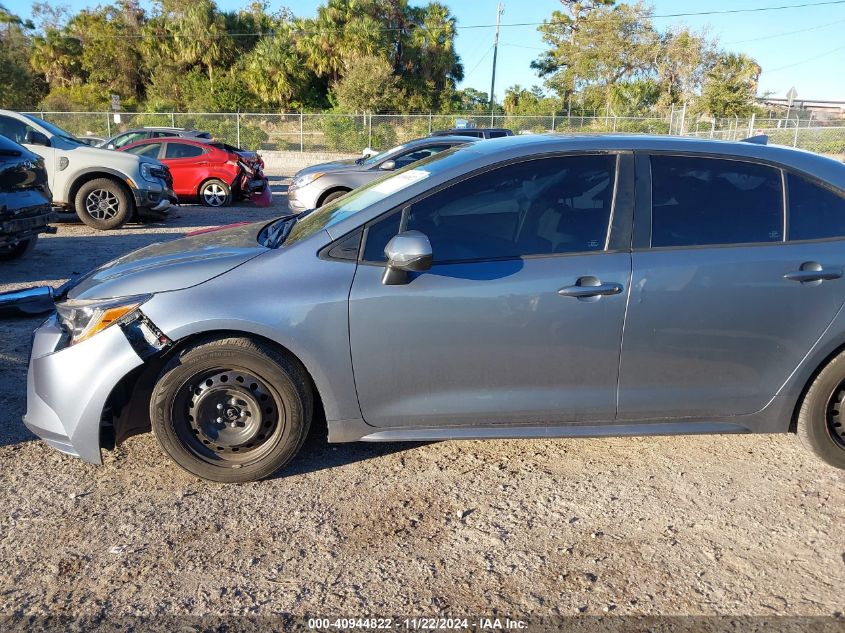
<box><xmin>796</xmin><ymin>352</ymin><xmax>845</xmax><ymax>469</ymax></box>
<box><xmin>150</xmin><ymin>336</ymin><xmax>312</xmax><ymax>482</ymax></box>
<box><xmin>199</xmin><ymin>179</ymin><xmax>232</xmax><ymax>207</ymax></box>
<box><xmin>319</xmin><ymin>189</ymin><xmax>350</xmax><ymax>206</ymax></box>
<box><xmin>0</xmin><ymin>235</ymin><xmax>37</xmax><ymax>261</ymax></box>
<box><xmin>75</xmin><ymin>178</ymin><xmax>133</xmax><ymax>230</ymax></box>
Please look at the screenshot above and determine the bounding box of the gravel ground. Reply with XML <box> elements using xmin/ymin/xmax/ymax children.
<box><xmin>0</xmin><ymin>179</ymin><xmax>843</xmax><ymax>629</ymax></box>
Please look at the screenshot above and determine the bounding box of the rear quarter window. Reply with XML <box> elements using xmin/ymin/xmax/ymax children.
<box><xmin>787</xmin><ymin>173</ymin><xmax>845</xmax><ymax>241</ymax></box>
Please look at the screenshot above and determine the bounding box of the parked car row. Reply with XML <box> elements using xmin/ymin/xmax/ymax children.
<box><xmin>0</xmin><ymin>134</ymin><xmax>55</xmax><ymax>260</ymax></box>
<box><xmin>0</xmin><ymin>110</ymin><xmax>270</xmax><ymax>258</ymax></box>
<box><xmin>6</xmin><ymin>131</ymin><xmax>845</xmax><ymax>483</ymax></box>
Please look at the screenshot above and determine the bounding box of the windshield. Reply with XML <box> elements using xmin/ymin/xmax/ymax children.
<box><xmin>285</xmin><ymin>145</ymin><xmax>469</xmax><ymax>247</ymax></box>
<box><xmin>23</xmin><ymin>114</ymin><xmax>81</xmax><ymax>144</ymax></box>
<box><xmin>360</xmin><ymin>143</ymin><xmax>406</xmax><ymax>166</ymax></box>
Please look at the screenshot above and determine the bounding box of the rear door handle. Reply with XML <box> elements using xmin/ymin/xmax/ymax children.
<box><xmin>558</xmin><ymin>276</ymin><xmax>624</xmax><ymax>299</ymax></box>
<box><xmin>784</xmin><ymin>262</ymin><xmax>842</xmax><ymax>284</ymax></box>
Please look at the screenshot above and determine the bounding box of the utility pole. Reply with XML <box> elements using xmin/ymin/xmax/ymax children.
<box><xmin>489</xmin><ymin>2</ymin><xmax>503</xmax><ymax>111</ymax></box>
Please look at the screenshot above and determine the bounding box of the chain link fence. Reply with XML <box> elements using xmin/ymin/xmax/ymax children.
<box><xmin>24</xmin><ymin>111</ymin><xmax>845</xmax><ymax>157</ymax></box>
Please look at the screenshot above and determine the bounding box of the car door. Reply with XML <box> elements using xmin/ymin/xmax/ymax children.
<box><xmin>348</xmin><ymin>153</ymin><xmax>634</xmax><ymax>429</ymax></box>
<box><xmin>161</xmin><ymin>141</ymin><xmax>207</xmax><ymax>197</ymax></box>
<box><xmin>617</xmin><ymin>153</ymin><xmax>845</xmax><ymax>420</ymax></box>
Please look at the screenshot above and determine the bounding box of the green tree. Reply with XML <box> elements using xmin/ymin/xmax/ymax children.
<box><xmin>67</xmin><ymin>1</ymin><xmax>146</xmax><ymax>101</ymax></box>
<box><xmin>453</xmin><ymin>87</ymin><xmax>489</xmax><ymax>112</ymax></box>
<box><xmin>30</xmin><ymin>29</ymin><xmax>84</xmax><ymax>88</ymax></box>
<box><xmin>244</xmin><ymin>29</ymin><xmax>316</xmax><ymax>109</ymax></box>
<box><xmin>700</xmin><ymin>52</ymin><xmax>761</xmax><ymax>118</ymax></box>
<box><xmin>0</xmin><ymin>5</ymin><xmax>47</xmax><ymax>107</ymax></box>
<box><xmin>331</xmin><ymin>55</ymin><xmax>399</xmax><ymax>113</ymax></box>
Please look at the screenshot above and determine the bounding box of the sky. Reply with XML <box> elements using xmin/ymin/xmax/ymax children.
<box><xmin>6</xmin><ymin>0</ymin><xmax>845</xmax><ymax>102</ymax></box>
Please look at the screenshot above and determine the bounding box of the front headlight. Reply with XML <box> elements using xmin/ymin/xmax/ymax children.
<box><xmin>56</xmin><ymin>295</ymin><xmax>151</xmax><ymax>346</ymax></box>
<box><xmin>291</xmin><ymin>172</ymin><xmax>324</xmax><ymax>189</ymax></box>
<box><xmin>139</xmin><ymin>162</ymin><xmax>165</xmax><ymax>184</ymax></box>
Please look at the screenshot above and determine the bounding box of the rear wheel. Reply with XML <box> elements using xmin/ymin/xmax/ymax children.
<box><xmin>75</xmin><ymin>178</ymin><xmax>133</xmax><ymax>230</ymax></box>
<box><xmin>0</xmin><ymin>235</ymin><xmax>37</xmax><ymax>261</ymax></box>
<box><xmin>796</xmin><ymin>352</ymin><xmax>845</xmax><ymax>469</ymax></box>
<box><xmin>199</xmin><ymin>179</ymin><xmax>231</xmax><ymax>207</ymax></box>
<box><xmin>150</xmin><ymin>336</ymin><xmax>312</xmax><ymax>482</ymax></box>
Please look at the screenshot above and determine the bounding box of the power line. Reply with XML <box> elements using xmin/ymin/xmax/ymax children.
<box><xmin>762</xmin><ymin>44</ymin><xmax>845</xmax><ymax>72</ymax></box>
<box><xmin>25</xmin><ymin>0</ymin><xmax>845</xmax><ymax>41</ymax></box>
<box><xmin>725</xmin><ymin>16</ymin><xmax>845</xmax><ymax>44</ymax></box>
<box><xmin>463</xmin><ymin>45</ymin><xmax>494</xmax><ymax>79</ymax></box>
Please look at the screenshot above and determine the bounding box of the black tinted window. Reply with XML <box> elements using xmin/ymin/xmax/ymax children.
<box><xmin>393</xmin><ymin>145</ymin><xmax>453</xmax><ymax>169</ymax></box>
<box><xmin>488</xmin><ymin>131</ymin><xmax>508</xmax><ymax>138</ymax></box>
<box><xmin>363</xmin><ymin>154</ymin><xmax>617</xmax><ymax>263</ymax></box>
<box><xmin>788</xmin><ymin>174</ymin><xmax>845</xmax><ymax>241</ymax></box>
<box><xmin>651</xmin><ymin>156</ymin><xmax>783</xmax><ymax>247</ymax></box>
<box><xmin>165</xmin><ymin>143</ymin><xmax>204</xmax><ymax>159</ymax></box>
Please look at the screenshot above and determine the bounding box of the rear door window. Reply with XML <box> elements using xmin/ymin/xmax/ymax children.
<box><xmin>787</xmin><ymin>173</ymin><xmax>845</xmax><ymax>241</ymax></box>
<box><xmin>650</xmin><ymin>155</ymin><xmax>783</xmax><ymax>247</ymax></box>
<box><xmin>165</xmin><ymin>143</ymin><xmax>205</xmax><ymax>159</ymax></box>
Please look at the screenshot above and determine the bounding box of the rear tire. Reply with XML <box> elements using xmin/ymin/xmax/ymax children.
<box><xmin>150</xmin><ymin>336</ymin><xmax>312</xmax><ymax>483</ymax></box>
<box><xmin>75</xmin><ymin>178</ymin><xmax>133</xmax><ymax>230</ymax></box>
<box><xmin>796</xmin><ymin>352</ymin><xmax>845</xmax><ymax>469</ymax></box>
<box><xmin>0</xmin><ymin>235</ymin><xmax>37</xmax><ymax>261</ymax></box>
<box><xmin>199</xmin><ymin>179</ymin><xmax>231</xmax><ymax>207</ymax></box>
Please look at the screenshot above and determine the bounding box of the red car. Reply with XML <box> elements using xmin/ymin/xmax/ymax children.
<box><xmin>120</xmin><ymin>138</ymin><xmax>268</xmax><ymax>207</ymax></box>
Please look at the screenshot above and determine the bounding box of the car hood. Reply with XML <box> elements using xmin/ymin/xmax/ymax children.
<box><xmin>296</xmin><ymin>158</ymin><xmax>361</xmax><ymax>176</ymax></box>
<box><xmin>55</xmin><ymin>139</ymin><xmax>151</xmax><ymax>170</ymax></box>
<box><xmin>66</xmin><ymin>221</ymin><xmax>270</xmax><ymax>301</ymax></box>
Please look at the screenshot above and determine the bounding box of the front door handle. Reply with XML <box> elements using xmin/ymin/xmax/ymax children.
<box><xmin>784</xmin><ymin>262</ymin><xmax>842</xmax><ymax>284</ymax></box>
<box><xmin>558</xmin><ymin>276</ymin><xmax>624</xmax><ymax>299</ymax></box>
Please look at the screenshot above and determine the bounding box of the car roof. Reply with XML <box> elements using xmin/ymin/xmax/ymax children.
<box><xmin>404</xmin><ymin>135</ymin><xmax>479</xmax><ymax>146</ymax></box>
<box><xmin>120</xmin><ymin>137</ymin><xmax>221</xmax><ymax>153</ymax></box>
<box><xmin>453</xmin><ymin>133</ymin><xmax>845</xmax><ymax>190</ymax></box>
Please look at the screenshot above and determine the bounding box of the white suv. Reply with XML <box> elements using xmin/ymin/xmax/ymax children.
<box><xmin>0</xmin><ymin>110</ymin><xmax>176</xmax><ymax>230</ymax></box>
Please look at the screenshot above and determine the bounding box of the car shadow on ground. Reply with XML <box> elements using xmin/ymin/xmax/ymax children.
<box><xmin>275</xmin><ymin>408</ymin><xmax>434</xmax><ymax>479</ymax></box>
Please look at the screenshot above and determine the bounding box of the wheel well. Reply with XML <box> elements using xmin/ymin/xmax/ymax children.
<box><xmin>317</xmin><ymin>187</ymin><xmax>351</xmax><ymax>207</ymax></box>
<box><xmin>68</xmin><ymin>173</ymin><xmax>134</xmax><ymax>212</ymax></box>
<box><xmin>103</xmin><ymin>329</ymin><xmax>322</xmax><ymax>448</ymax></box>
<box><xmin>198</xmin><ymin>177</ymin><xmax>233</xmax><ymax>196</ymax></box>
<box><xmin>789</xmin><ymin>340</ymin><xmax>845</xmax><ymax>432</ymax></box>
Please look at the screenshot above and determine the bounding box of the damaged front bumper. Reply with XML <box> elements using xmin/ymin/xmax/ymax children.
<box><xmin>22</xmin><ymin>310</ymin><xmax>169</xmax><ymax>464</ymax></box>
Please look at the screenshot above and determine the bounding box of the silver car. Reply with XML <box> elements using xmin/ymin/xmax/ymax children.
<box><xmin>287</xmin><ymin>135</ymin><xmax>476</xmax><ymax>212</ymax></box>
<box><xmin>20</xmin><ymin>134</ymin><xmax>845</xmax><ymax>482</ymax></box>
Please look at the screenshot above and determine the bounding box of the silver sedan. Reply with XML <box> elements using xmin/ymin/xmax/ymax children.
<box><xmin>287</xmin><ymin>135</ymin><xmax>477</xmax><ymax>211</ymax></box>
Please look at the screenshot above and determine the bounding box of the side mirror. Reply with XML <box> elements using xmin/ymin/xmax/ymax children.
<box><xmin>24</xmin><ymin>130</ymin><xmax>50</xmax><ymax>147</ymax></box>
<box><xmin>107</xmin><ymin>143</ymin><xmax>115</xmax><ymax>149</ymax></box>
<box><xmin>379</xmin><ymin>159</ymin><xmax>396</xmax><ymax>171</ymax></box>
<box><xmin>382</xmin><ymin>231</ymin><xmax>433</xmax><ymax>285</ymax></box>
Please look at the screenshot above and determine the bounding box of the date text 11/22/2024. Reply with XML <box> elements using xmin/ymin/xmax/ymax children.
<box><xmin>307</xmin><ymin>617</ymin><xmax>528</xmax><ymax>630</ymax></box>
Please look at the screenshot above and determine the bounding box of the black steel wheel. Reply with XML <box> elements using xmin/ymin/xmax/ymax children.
<box><xmin>796</xmin><ymin>352</ymin><xmax>845</xmax><ymax>469</ymax></box>
<box><xmin>151</xmin><ymin>336</ymin><xmax>312</xmax><ymax>482</ymax></box>
<box><xmin>825</xmin><ymin>382</ymin><xmax>845</xmax><ymax>450</ymax></box>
